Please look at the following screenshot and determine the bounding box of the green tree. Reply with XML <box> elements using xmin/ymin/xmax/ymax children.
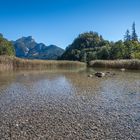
<box><xmin>110</xmin><ymin>41</ymin><xmax>125</xmax><ymax>59</ymax></box>
<box><xmin>124</xmin><ymin>29</ymin><xmax>131</xmax><ymax>41</ymax></box>
<box><xmin>131</xmin><ymin>41</ymin><xmax>140</xmax><ymax>59</ymax></box>
<box><xmin>0</xmin><ymin>35</ymin><xmax>15</xmax><ymax>56</ymax></box>
<box><xmin>60</xmin><ymin>32</ymin><xmax>108</xmax><ymax>61</ymax></box>
<box><xmin>87</xmin><ymin>52</ymin><xmax>97</xmax><ymax>62</ymax></box>
<box><xmin>131</xmin><ymin>22</ymin><xmax>138</xmax><ymax>41</ymax></box>
<box><xmin>97</xmin><ymin>46</ymin><xmax>110</xmax><ymax>60</ymax></box>
<box><xmin>79</xmin><ymin>50</ymin><xmax>87</xmax><ymax>62</ymax></box>
<box><xmin>60</xmin><ymin>28</ymin><xmax>140</xmax><ymax>62</ymax></box>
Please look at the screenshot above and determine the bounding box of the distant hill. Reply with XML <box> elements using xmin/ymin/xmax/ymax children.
<box><xmin>60</xmin><ymin>31</ymin><xmax>140</xmax><ymax>62</ymax></box>
<box><xmin>13</xmin><ymin>36</ymin><xmax>64</xmax><ymax>60</ymax></box>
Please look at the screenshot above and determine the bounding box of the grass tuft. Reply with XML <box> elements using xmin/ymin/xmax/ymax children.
<box><xmin>89</xmin><ymin>59</ymin><xmax>140</xmax><ymax>70</ymax></box>
<box><xmin>0</xmin><ymin>56</ymin><xmax>86</xmax><ymax>71</ymax></box>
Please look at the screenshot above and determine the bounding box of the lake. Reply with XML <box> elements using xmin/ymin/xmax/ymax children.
<box><xmin>0</xmin><ymin>68</ymin><xmax>140</xmax><ymax>139</ymax></box>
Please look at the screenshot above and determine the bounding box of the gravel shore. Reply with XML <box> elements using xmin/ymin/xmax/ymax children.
<box><xmin>0</xmin><ymin>70</ymin><xmax>140</xmax><ymax>140</ymax></box>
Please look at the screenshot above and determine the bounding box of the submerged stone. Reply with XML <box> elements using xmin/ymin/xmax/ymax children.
<box><xmin>88</xmin><ymin>74</ymin><xmax>93</xmax><ymax>78</ymax></box>
<box><xmin>120</xmin><ymin>68</ymin><xmax>126</xmax><ymax>72</ymax></box>
<box><xmin>95</xmin><ymin>72</ymin><xmax>105</xmax><ymax>78</ymax></box>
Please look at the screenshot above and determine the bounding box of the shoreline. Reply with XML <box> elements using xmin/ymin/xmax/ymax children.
<box><xmin>89</xmin><ymin>59</ymin><xmax>140</xmax><ymax>70</ymax></box>
<box><xmin>0</xmin><ymin>56</ymin><xmax>86</xmax><ymax>71</ymax></box>
<box><xmin>0</xmin><ymin>56</ymin><xmax>140</xmax><ymax>71</ymax></box>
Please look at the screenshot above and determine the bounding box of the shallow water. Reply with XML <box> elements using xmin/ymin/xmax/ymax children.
<box><xmin>0</xmin><ymin>69</ymin><xmax>140</xmax><ymax>140</ymax></box>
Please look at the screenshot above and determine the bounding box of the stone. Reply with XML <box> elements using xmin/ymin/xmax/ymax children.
<box><xmin>120</xmin><ymin>68</ymin><xmax>125</xmax><ymax>72</ymax></box>
<box><xmin>95</xmin><ymin>72</ymin><xmax>105</xmax><ymax>78</ymax></box>
<box><xmin>88</xmin><ymin>74</ymin><xmax>93</xmax><ymax>78</ymax></box>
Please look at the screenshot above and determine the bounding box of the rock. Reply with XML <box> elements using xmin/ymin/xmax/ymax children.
<box><xmin>95</xmin><ymin>72</ymin><xmax>105</xmax><ymax>78</ymax></box>
<box><xmin>15</xmin><ymin>123</ymin><xmax>19</xmax><ymax>127</ymax></box>
<box><xmin>88</xmin><ymin>74</ymin><xmax>93</xmax><ymax>78</ymax></box>
<box><xmin>106</xmin><ymin>71</ymin><xmax>111</xmax><ymax>74</ymax></box>
<box><xmin>120</xmin><ymin>68</ymin><xmax>125</xmax><ymax>72</ymax></box>
<box><xmin>88</xmin><ymin>71</ymin><xmax>116</xmax><ymax>78</ymax></box>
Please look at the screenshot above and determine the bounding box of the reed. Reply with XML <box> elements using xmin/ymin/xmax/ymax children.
<box><xmin>89</xmin><ymin>59</ymin><xmax>140</xmax><ymax>70</ymax></box>
<box><xmin>0</xmin><ymin>56</ymin><xmax>86</xmax><ymax>71</ymax></box>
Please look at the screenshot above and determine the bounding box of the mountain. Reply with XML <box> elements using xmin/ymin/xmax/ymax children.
<box><xmin>27</xmin><ymin>44</ymin><xmax>65</xmax><ymax>60</ymax></box>
<box><xmin>13</xmin><ymin>36</ymin><xmax>64</xmax><ymax>60</ymax></box>
<box><xmin>13</xmin><ymin>36</ymin><xmax>37</xmax><ymax>58</ymax></box>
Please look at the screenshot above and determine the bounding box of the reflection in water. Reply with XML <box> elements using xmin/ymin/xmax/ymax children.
<box><xmin>0</xmin><ymin>72</ymin><xmax>16</xmax><ymax>90</ymax></box>
<box><xmin>0</xmin><ymin>69</ymin><xmax>140</xmax><ymax>139</ymax></box>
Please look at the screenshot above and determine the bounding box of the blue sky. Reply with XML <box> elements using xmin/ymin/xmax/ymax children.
<box><xmin>0</xmin><ymin>0</ymin><xmax>140</xmax><ymax>48</ymax></box>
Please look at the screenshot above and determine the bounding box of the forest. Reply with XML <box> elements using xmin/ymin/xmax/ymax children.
<box><xmin>60</xmin><ymin>22</ymin><xmax>140</xmax><ymax>62</ymax></box>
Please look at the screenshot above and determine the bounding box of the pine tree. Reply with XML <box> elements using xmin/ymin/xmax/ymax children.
<box><xmin>131</xmin><ymin>22</ymin><xmax>138</xmax><ymax>41</ymax></box>
<box><xmin>124</xmin><ymin>29</ymin><xmax>131</xmax><ymax>41</ymax></box>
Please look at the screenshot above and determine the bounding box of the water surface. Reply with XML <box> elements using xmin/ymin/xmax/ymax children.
<box><xmin>0</xmin><ymin>69</ymin><xmax>140</xmax><ymax>139</ymax></box>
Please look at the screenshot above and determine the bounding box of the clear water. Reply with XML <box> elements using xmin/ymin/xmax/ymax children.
<box><xmin>0</xmin><ymin>69</ymin><xmax>140</xmax><ymax>139</ymax></box>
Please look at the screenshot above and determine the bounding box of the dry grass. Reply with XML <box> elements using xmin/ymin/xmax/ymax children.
<box><xmin>89</xmin><ymin>59</ymin><xmax>140</xmax><ymax>70</ymax></box>
<box><xmin>0</xmin><ymin>56</ymin><xmax>86</xmax><ymax>71</ymax></box>
<box><xmin>0</xmin><ymin>56</ymin><xmax>14</xmax><ymax>71</ymax></box>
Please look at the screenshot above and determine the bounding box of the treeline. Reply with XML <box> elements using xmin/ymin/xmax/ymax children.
<box><xmin>0</xmin><ymin>22</ymin><xmax>140</xmax><ymax>62</ymax></box>
<box><xmin>60</xmin><ymin>22</ymin><xmax>140</xmax><ymax>62</ymax></box>
<box><xmin>0</xmin><ymin>34</ymin><xmax>15</xmax><ymax>56</ymax></box>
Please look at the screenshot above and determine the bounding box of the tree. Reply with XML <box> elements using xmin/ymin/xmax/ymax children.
<box><xmin>124</xmin><ymin>29</ymin><xmax>131</xmax><ymax>41</ymax></box>
<box><xmin>87</xmin><ymin>52</ymin><xmax>97</xmax><ymax>62</ymax></box>
<box><xmin>110</xmin><ymin>41</ymin><xmax>125</xmax><ymax>59</ymax></box>
<box><xmin>60</xmin><ymin>28</ymin><xmax>140</xmax><ymax>62</ymax></box>
<box><xmin>79</xmin><ymin>50</ymin><xmax>87</xmax><ymax>62</ymax></box>
<box><xmin>0</xmin><ymin>35</ymin><xmax>15</xmax><ymax>56</ymax></box>
<box><xmin>131</xmin><ymin>41</ymin><xmax>140</xmax><ymax>59</ymax></box>
<box><xmin>97</xmin><ymin>46</ymin><xmax>110</xmax><ymax>60</ymax></box>
<box><xmin>131</xmin><ymin>22</ymin><xmax>138</xmax><ymax>41</ymax></box>
<box><xmin>60</xmin><ymin>32</ymin><xmax>106</xmax><ymax>61</ymax></box>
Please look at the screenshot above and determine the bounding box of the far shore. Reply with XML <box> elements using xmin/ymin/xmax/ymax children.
<box><xmin>0</xmin><ymin>56</ymin><xmax>140</xmax><ymax>71</ymax></box>
<box><xmin>0</xmin><ymin>56</ymin><xmax>86</xmax><ymax>71</ymax></box>
<box><xmin>89</xmin><ymin>59</ymin><xmax>140</xmax><ymax>70</ymax></box>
